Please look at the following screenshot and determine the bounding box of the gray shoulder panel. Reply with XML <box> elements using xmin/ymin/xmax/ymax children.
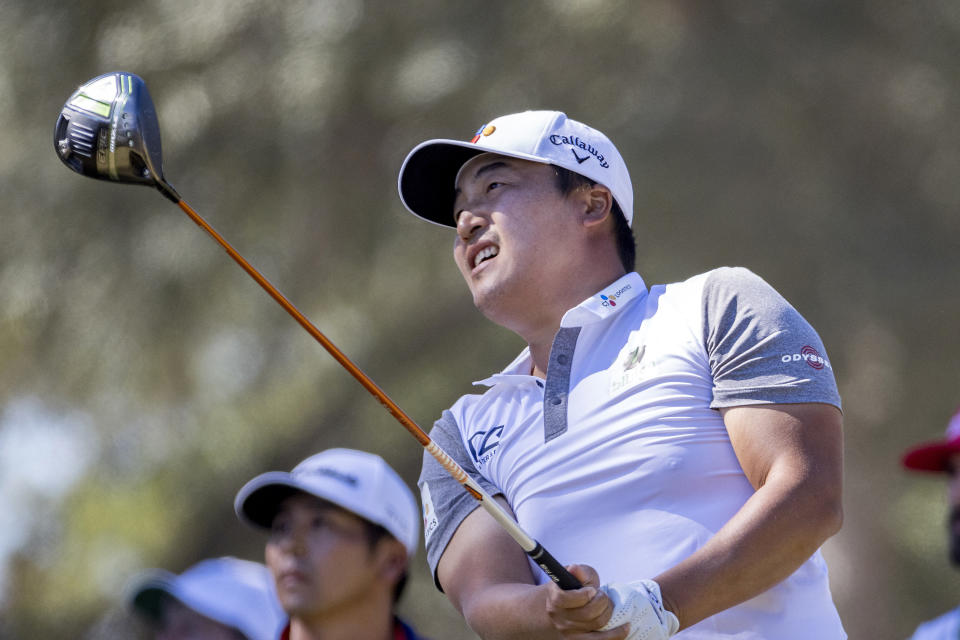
<box><xmin>702</xmin><ymin>266</ymin><xmax>841</xmax><ymax>409</ymax></box>
<box><xmin>418</xmin><ymin>409</ymin><xmax>501</xmax><ymax>590</ymax></box>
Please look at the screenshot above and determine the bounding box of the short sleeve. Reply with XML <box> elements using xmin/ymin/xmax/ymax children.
<box><xmin>418</xmin><ymin>409</ymin><xmax>501</xmax><ymax>589</ymax></box>
<box><xmin>703</xmin><ymin>267</ymin><xmax>841</xmax><ymax>410</ymax></box>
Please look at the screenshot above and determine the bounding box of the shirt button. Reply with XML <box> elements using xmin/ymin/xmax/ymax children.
<box><xmin>556</xmin><ymin>354</ymin><xmax>568</xmax><ymax>365</ymax></box>
<box><xmin>551</xmin><ymin>396</ymin><xmax>563</xmax><ymax>405</ymax></box>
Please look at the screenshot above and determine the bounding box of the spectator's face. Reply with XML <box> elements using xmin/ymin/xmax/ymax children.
<box><xmin>265</xmin><ymin>493</ymin><xmax>386</xmax><ymax>620</ymax></box>
<box><xmin>948</xmin><ymin>453</ymin><xmax>960</xmax><ymax>565</ymax></box>
<box><xmin>155</xmin><ymin>599</ymin><xmax>242</xmax><ymax>640</ymax></box>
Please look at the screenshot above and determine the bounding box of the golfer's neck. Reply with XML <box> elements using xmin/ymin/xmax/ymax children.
<box><xmin>522</xmin><ymin>270</ymin><xmax>628</xmax><ymax>377</ymax></box>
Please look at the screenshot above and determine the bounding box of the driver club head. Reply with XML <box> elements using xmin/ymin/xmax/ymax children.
<box><xmin>54</xmin><ymin>72</ymin><xmax>179</xmax><ymax>202</ymax></box>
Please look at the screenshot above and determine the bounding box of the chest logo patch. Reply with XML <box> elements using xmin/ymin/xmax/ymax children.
<box><xmin>610</xmin><ymin>343</ymin><xmax>655</xmax><ymax>394</ymax></box>
<box><xmin>468</xmin><ymin>425</ymin><xmax>504</xmax><ymax>467</ymax></box>
<box><xmin>623</xmin><ymin>345</ymin><xmax>645</xmax><ymax>370</ymax></box>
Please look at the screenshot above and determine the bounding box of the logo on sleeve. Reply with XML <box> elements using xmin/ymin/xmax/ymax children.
<box><xmin>420</xmin><ymin>482</ymin><xmax>439</xmax><ymax>545</ymax></box>
<box><xmin>781</xmin><ymin>345</ymin><xmax>832</xmax><ymax>370</ymax></box>
<box><xmin>468</xmin><ymin>425</ymin><xmax>504</xmax><ymax>467</ymax></box>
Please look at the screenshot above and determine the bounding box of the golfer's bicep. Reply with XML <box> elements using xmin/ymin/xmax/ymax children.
<box><xmin>437</xmin><ymin>496</ymin><xmax>537</xmax><ymax>614</ymax></box>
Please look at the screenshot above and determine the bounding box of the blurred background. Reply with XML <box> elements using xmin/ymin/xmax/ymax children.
<box><xmin>1</xmin><ymin>0</ymin><xmax>958</xmax><ymax>638</ymax></box>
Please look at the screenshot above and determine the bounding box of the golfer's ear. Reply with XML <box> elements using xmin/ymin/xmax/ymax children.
<box><xmin>581</xmin><ymin>185</ymin><xmax>613</xmax><ymax>228</ymax></box>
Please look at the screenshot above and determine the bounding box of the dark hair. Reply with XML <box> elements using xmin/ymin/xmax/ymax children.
<box><xmin>362</xmin><ymin>520</ymin><xmax>408</xmax><ymax>604</ymax></box>
<box><xmin>553</xmin><ymin>166</ymin><xmax>635</xmax><ymax>272</ymax></box>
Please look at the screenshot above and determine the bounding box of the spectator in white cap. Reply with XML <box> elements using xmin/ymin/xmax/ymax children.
<box><xmin>234</xmin><ymin>448</ymin><xmax>429</xmax><ymax>640</ymax></box>
<box><xmin>129</xmin><ymin>556</ymin><xmax>285</xmax><ymax>640</ymax></box>
<box><xmin>902</xmin><ymin>407</ymin><xmax>960</xmax><ymax>639</ymax></box>
<box><xmin>396</xmin><ymin>111</ymin><xmax>846</xmax><ymax>639</ymax></box>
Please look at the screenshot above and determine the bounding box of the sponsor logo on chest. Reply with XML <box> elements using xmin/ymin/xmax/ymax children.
<box><xmin>468</xmin><ymin>425</ymin><xmax>504</xmax><ymax>468</ymax></box>
<box><xmin>610</xmin><ymin>342</ymin><xmax>657</xmax><ymax>394</ymax></box>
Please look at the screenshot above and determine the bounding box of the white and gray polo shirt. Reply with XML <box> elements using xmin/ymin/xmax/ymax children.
<box><xmin>418</xmin><ymin>267</ymin><xmax>846</xmax><ymax>639</ymax></box>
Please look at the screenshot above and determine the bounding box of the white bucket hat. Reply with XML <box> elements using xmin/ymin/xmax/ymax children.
<box><xmin>129</xmin><ymin>557</ymin><xmax>285</xmax><ymax>640</ymax></box>
<box><xmin>398</xmin><ymin>110</ymin><xmax>633</xmax><ymax>228</ymax></box>
<box><xmin>234</xmin><ymin>448</ymin><xmax>420</xmax><ymax>556</ymax></box>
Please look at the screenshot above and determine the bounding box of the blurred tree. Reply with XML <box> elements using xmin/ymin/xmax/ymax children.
<box><xmin>0</xmin><ymin>1</ymin><xmax>957</xmax><ymax>638</ymax></box>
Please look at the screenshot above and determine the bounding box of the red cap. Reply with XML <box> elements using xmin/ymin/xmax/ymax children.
<box><xmin>902</xmin><ymin>408</ymin><xmax>960</xmax><ymax>472</ymax></box>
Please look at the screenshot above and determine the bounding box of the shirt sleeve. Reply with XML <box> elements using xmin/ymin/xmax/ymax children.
<box><xmin>418</xmin><ymin>409</ymin><xmax>501</xmax><ymax>590</ymax></box>
<box><xmin>702</xmin><ymin>266</ymin><xmax>841</xmax><ymax>410</ymax></box>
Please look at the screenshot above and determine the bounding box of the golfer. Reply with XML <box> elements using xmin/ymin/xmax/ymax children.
<box><xmin>397</xmin><ymin>110</ymin><xmax>846</xmax><ymax>638</ymax></box>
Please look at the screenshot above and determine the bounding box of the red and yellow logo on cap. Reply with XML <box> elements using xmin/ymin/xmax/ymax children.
<box><xmin>470</xmin><ymin>124</ymin><xmax>496</xmax><ymax>143</ymax></box>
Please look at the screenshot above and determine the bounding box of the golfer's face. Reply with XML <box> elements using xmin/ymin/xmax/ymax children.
<box><xmin>452</xmin><ymin>154</ymin><xmax>583</xmax><ymax>325</ymax></box>
<box><xmin>265</xmin><ymin>494</ymin><xmax>379</xmax><ymax>618</ymax></box>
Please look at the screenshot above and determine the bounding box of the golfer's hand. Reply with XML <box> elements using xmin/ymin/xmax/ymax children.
<box><xmin>598</xmin><ymin>580</ymin><xmax>679</xmax><ymax>640</ymax></box>
<box><xmin>545</xmin><ymin>564</ymin><xmax>629</xmax><ymax>639</ymax></box>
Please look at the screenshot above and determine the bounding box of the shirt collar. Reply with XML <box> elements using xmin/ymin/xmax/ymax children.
<box><xmin>559</xmin><ymin>272</ymin><xmax>647</xmax><ymax>328</ymax></box>
<box><xmin>473</xmin><ymin>347</ymin><xmax>535</xmax><ymax>387</ymax></box>
<box><xmin>473</xmin><ymin>272</ymin><xmax>647</xmax><ymax>388</ymax></box>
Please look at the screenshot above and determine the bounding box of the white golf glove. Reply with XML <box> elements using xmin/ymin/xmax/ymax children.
<box><xmin>599</xmin><ymin>579</ymin><xmax>680</xmax><ymax>640</ymax></box>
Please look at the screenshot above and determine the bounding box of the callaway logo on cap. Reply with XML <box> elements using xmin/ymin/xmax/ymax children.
<box><xmin>398</xmin><ymin>110</ymin><xmax>633</xmax><ymax>228</ymax></box>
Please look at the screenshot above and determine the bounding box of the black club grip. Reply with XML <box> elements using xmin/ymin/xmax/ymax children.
<box><xmin>527</xmin><ymin>542</ymin><xmax>582</xmax><ymax>590</ymax></box>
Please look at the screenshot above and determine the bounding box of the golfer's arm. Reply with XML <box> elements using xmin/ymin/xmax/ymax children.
<box><xmin>655</xmin><ymin>402</ymin><xmax>844</xmax><ymax>630</ymax></box>
<box><xmin>436</xmin><ymin>496</ymin><xmax>558</xmax><ymax>640</ymax></box>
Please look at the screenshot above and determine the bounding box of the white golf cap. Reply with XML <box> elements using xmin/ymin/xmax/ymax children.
<box><xmin>234</xmin><ymin>448</ymin><xmax>420</xmax><ymax>556</ymax></box>
<box><xmin>398</xmin><ymin>110</ymin><xmax>633</xmax><ymax>227</ymax></box>
<box><xmin>129</xmin><ymin>557</ymin><xmax>285</xmax><ymax>640</ymax></box>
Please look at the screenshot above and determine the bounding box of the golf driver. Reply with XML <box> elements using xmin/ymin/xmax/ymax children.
<box><xmin>54</xmin><ymin>71</ymin><xmax>581</xmax><ymax>590</ymax></box>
